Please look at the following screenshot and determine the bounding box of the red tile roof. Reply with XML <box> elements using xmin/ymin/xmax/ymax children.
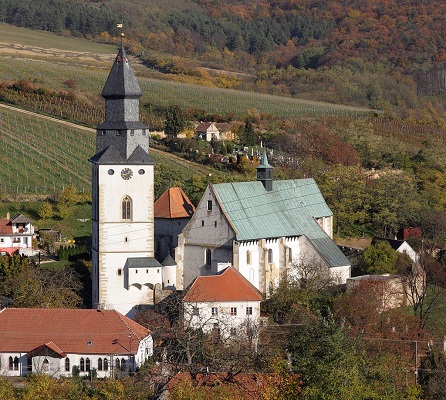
<box><xmin>0</xmin><ymin>218</ymin><xmax>12</xmax><ymax>235</ymax></box>
<box><xmin>154</xmin><ymin>187</ymin><xmax>195</xmax><ymax>219</ymax></box>
<box><xmin>0</xmin><ymin>308</ymin><xmax>150</xmax><ymax>355</ymax></box>
<box><xmin>183</xmin><ymin>267</ymin><xmax>262</xmax><ymax>303</ymax></box>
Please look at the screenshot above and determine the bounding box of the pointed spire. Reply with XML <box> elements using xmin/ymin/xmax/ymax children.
<box><xmin>259</xmin><ymin>148</ymin><xmax>271</xmax><ymax>167</ymax></box>
<box><xmin>256</xmin><ymin>148</ymin><xmax>274</xmax><ymax>191</ymax></box>
<box><xmin>102</xmin><ymin>45</ymin><xmax>142</xmax><ymax>99</ymax></box>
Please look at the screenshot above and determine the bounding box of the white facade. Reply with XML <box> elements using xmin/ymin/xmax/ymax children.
<box><xmin>395</xmin><ymin>241</ymin><xmax>419</xmax><ymax>263</ymax></box>
<box><xmin>0</xmin><ymin>338</ymin><xmax>153</xmax><ymax>378</ymax></box>
<box><xmin>183</xmin><ymin>300</ymin><xmax>261</xmax><ymax>339</ymax></box>
<box><xmin>0</xmin><ymin>213</ymin><xmax>35</xmax><ymax>255</ymax></box>
<box><xmin>92</xmin><ymin>163</ymin><xmax>161</xmax><ymax>317</ymax></box>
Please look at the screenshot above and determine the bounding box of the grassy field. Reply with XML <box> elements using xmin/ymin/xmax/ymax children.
<box><xmin>0</xmin><ymin>23</ymin><xmax>116</xmax><ymax>53</ymax></box>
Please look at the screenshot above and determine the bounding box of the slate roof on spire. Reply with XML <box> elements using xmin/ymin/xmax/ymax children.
<box><xmin>102</xmin><ymin>45</ymin><xmax>142</xmax><ymax>98</ymax></box>
<box><xmin>257</xmin><ymin>148</ymin><xmax>271</xmax><ymax>169</ymax></box>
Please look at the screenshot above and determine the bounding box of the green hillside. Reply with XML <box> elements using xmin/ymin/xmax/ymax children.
<box><xmin>0</xmin><ymin>104</ymin><xmax>223</xmax><ymax>198</ymax></box>
<box><xmin>0</xmin><ymin>23</ymin><xmax>376</xmax><ymax>120</ymax></box>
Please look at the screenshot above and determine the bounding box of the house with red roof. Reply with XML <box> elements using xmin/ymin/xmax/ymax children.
<box><xmin>182</xmin><ymin>266</ymin><xmax>262</xmax><ymax>339</ymax></box>
<box><xmin>0</xmin><ymin>213</ymin><xmax>35</xmax><ymax>256</ymax></box>
<box><xmin>154</xmin><ymin>187</ymin><xmax>195</xmax><ymax>280</ymax></box>
<box><xmin>0</xmin><ymin>308</ymin><xmax>153</xmax><ymax>378</ymax></box>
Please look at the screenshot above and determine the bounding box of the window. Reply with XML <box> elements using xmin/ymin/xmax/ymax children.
<box><xmin>230</xmin><ymin>327</ymin><xmax>237</xmax><ymax>336</ymax></box>
<box><xmin>65</xmin><ymin>358</ymin><xmax>70</xmax><ymax>372</ymax></box>
<box><xmin>201</xmin><ymin>220</ymin><xmax>204</xmax><ymax>227</ymax></box>
<box><xmin>27</xmin><ymin>357</ymin><xmax>32</xmax><ymax>372</ymax></box>
<box><xmin>230</xmin><ymin>307</ymin><xmax>237</xmax><ymax>316</ymax></box>
<box><xmin>268</xmin><ymin>249</ymin><xmax>273</xmax><ymax>263</ymax></box>
<box><xmin>80</xmin><ymin>358</ymin><xmax>85</xmax><ymax>372</ymax></box>
<box><xmin>43</xmin><ymin>358</ymin><xmax>49</xmax><ymax>372</ymax></box>
<box><xmin>13</xmin><ymin>357</ymin><xmax>19</xmax><ymax>371</ymax></box>
<box><xmin>205</xmin><ymin>248</ymin><xmax>211</xmax><ymax>267</ymax></box>
<box><xmin>207</xmin><ymin>200</ymin><xmax>212</xmax><ymax>211</ymax></box>
<box><xmin>288</xmin><ymin>248</ymin><xmax>293</xmax><ymax>262</ymax></box>
<box><xmin>104</xmin><ymin>358</ymin><xmax>109</xmax><ymax>371</ymax></box>
<box><xmin>121</xmin><ymin>196</ymin><xmax>132</xmax><ymax>220</ymax></box>
<box><xmin>8</xmin><ymin>356</ymin><xmax>13</xmax><ymax>371</ymax></box>
<box><xmin>135</xmin><ymin>269</ymin><xmax>138</xmax><ymax>274</ymax></box>
<box><xmin>117</xmin><ymin>269</ymin><xmax>122</xmax><ymax>276</ymax></box>
<box><xmin>212</xmin><ymin>307</ymin><xmax>218</xmax><ymax>316</ymax></box>
<box><xmin>214</xmin><ymin>221</ymin><xmax>217</xmax><ymax>227</ymax></box>
<box><xmin>86</xmin><ymin>358</ymin><xmax>91</xmax><ymax>372</ymax></box>
<box><xmin>115</xmin><ymin>359</ymin><xmax>120</xmax><ymax>370</ymax></box>
<box><xmin>246</xmin><ymin>250</ymin><xmax>251</xmax><ymax>265</ymax></box>
<box><xmin>0</xmin><ymin>238</ymin><xmax>3</xmax><ymax>243</ymax></box>
<box><xmin>98</xmin><ymin>358</ymin><xmax>103</xmax><ymax>371</ymax></box>
<box><xmin>121</xmin><ymin>358</ymin><xmax>126</xmax><ymax>371</ymax></box>
<box><xmin>193</xmin><ymin>306</ymin><xmax>199</xmax><ymax>316</ymax></box>
<box><xmin>246</xmin><ymin>307</ymin><xmax>253</xmax><ymax>315</ymax></box>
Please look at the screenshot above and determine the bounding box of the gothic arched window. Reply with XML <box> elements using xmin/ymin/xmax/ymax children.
<box><xmin>65</xmin><ymin>358</ymin><xmax>70</xmax><ymax>372</ymax></box>
<box><xmin>121</xmin><ymin>196</ymin><xmax>132</xmax><ymax>220</ymax></box>
<box><xmin>268</xmin><ymin>249</ymin><xmax>273</xmax><ymax>263</ymax></box>
<box><xmin>246</xmin><ymin>250</ymin><xmax>251</xmax><ymax>265</ymax></box>
<box><xmin>205</xmin><ymin>248</ymin><xmax>212</xmax><ymax>267</ymax></box>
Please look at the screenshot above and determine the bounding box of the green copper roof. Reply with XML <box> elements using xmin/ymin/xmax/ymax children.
<box><xmin>211</xmin><ymin>179</ymin><xmax>350</xmax><ymax>268</ymax></box>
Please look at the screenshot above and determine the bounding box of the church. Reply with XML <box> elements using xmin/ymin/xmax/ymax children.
<box><xmin>90</xmin><ymin>44</ymin><xmax>175</xmax><ymax>317</ymax></box>
<box><xmin>176</xmin><ymin>151</ymin><xmax>351</xmax><ymax>295</ymax></box>
<box><xmin>90</xmin><ymin>43</ymin><xmax>350</xmax><ymax>315</ymax></box>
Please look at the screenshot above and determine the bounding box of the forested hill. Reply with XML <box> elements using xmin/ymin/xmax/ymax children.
<box><xmin>2</xmin><ymin>0</ymin><xmax>446</xmax><ymax>75</ymax></box>
<box><xmin>2</xmin><ymin>0</ymin><xmax>446</xmax><ymax>119</ymax></box>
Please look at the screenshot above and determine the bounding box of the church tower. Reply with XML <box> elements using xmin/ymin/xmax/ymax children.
<box><xmin>90</xmin><ymin>44</ymin><xmax>162</xmax><ymax>317</ymax></box>
<box><xmin>256</xmin><ymin>148</ymin><xmax>274</xmax><ymax>191</ymax></box>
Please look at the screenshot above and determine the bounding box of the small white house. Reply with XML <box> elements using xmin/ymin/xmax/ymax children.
<box><xmin>0</xmin><ymin>308</ymin><xmax>153</xmax><ymax>378</ymax></box>
<box><xmin>373</xmin><ymin>238</ymin><xmax>419</xmax><ymax>263</ymax></box>
<box><xmin>195</xmin><ymin>122</ymin><xmax>220</xmax><ymax>141</ymax></box>
<box><xmin>182</xmin><ymin>266</ymin><xmax>263</xmax><ymax>339</ymax></box>
<box><xmin>0</xmin><ymin>213</ymin><xmax>35</xmax><ymax>256</ymax></box>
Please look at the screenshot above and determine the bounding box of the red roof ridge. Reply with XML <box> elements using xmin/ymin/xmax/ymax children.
<box><xmin>183</xmin><ymin>266</ymin><xmax>262</xmax><ymax>303</ymax></box>
<box><xmin>154</xmin><ymin>187</ymin><xmax>195</xmax><ymax>219</ymax></box>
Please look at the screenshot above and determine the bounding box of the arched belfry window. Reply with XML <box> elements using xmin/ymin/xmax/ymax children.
<box><xmin>122</xmin><ymin>196</ymin><xmax>132</xmax><ymax>220</ymax></box>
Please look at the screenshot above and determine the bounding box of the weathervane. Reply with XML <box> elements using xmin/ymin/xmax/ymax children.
<box><xmin>117</xmin><ymin>21</ymin><xmax>124</xmax><ymax>46</ymax></box>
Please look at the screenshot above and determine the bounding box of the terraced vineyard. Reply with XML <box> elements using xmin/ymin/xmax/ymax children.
<box><xmin>0</xmin><ymin>104</ymin><xmax>220</xmax><ymax>197</ymax></box>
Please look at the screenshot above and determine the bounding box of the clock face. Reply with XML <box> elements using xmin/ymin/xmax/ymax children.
<box><xmin>121</xmin><ymin>168</ymin><xmax>133</xmax><ymax>180</ymax></box>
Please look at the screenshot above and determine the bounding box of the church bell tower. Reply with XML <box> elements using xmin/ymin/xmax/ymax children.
<box><xmin>90</xmin><ymin>43</ymin><xmax>161</xmax><ymax>317</ymax></box>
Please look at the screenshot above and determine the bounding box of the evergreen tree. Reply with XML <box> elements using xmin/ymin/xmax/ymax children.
<box><xmin>165</xmin><ymin>105</ymin><xmax>185</xmax><ymax>137</ymax></box>
<box><xmin>240</xmin><ymin>118</ymin><xmax>256</xmax><ymax>146</ymax></box>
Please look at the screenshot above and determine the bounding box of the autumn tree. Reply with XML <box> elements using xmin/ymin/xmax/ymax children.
<box><xmin>400</xmin><ymin>254</ymin><xmax>446</xmax><ymax>331</ymax></box>
<box><xmin>0</xmin><ymin>256</ymin><xmax>83</xmax><ymax>308</ymax></box>
<box><xmin>419</xmin><ymin>347</ymin><xmax>446</xmax><ymax>399</ymax></box>
<box><xmin>38</xmin><ymin>201</ymin><xmax>53</xmax><ymax>220</ymax></box>
<box><xmin>287</xmin><ymin>314</ymin><xmax>398</xmax><ymax>399</ymax></box>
